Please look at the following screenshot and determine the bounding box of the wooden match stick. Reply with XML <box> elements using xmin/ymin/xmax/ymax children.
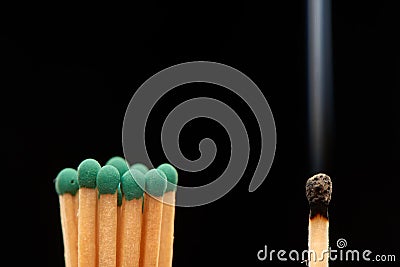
<box><xmin>55</xmin><ymin>168</ymin><xmax>79</xmax><ymax>267</ymax></box>
<box><xmin>305</xmin><ymin>173</ymin><xmax>332</xmax><ymax>267</ymax></box>
<box><xmin>118</xmin><ymin>168</ymin><xmax>146</xmax><ymax>267</ymax></box>
<box><xmin>157</xmin><ymin>164</ymin><xmax>178</xmax><ymax>267</ymax></box>
<box><xmin>96</xmin><ymin>165</ymin><xmax>120</xmax><ymax>267</ymax></box>
<box><xmin>140</xmin><ymin>169</ymin><xmax>167</xmax><ymax>267</ymax></box>
<box><xmin>77</xmin><ymin>158</ymin><xmax>101</xmax><ymax>267</ymax></box>
<box><xmin>105</xmin><ymin>155</ymin><xmax>129</xmax><ymax>265</ymax></box>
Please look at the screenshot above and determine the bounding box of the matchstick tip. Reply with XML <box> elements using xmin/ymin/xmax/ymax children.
<box><xmin>306</xmin><ymin>173</ymin><xmax>332</xmax><ymax>207</ymax></box>
<box><xmin>145</xmin><ymin>169</ymin><xmax>167</xmax><ymax>197</ymax></box>
<box><xmin>77</xmin><ymin>158</ymin><xmax>101</xmax><ymax>188</ymax></box>
<box><xmin>97</xmin><ymin>165</ymin><xmax>121</xmax><ymax>195</ymax></box>
<box><xmin>55</xmin><ymin>168</ymin><xmax>79</xmax><ymax>196</ymax></box>
<box><xmin>131</xmin><ymin>162</ymin><xmax>149</xmax><ymax>174</ymax></box>
<box><xmin>106</xmin><ymin>156</ymin><xmax>129</xmax><ymax>177</ymax></box>
<box><xmin>121</xmin><ymin>168</ymin><xmax>146</xmax><ymax>200</ymax></box>
<box><xmin>157</xmin><ymin>163</ymin><xmax>178</xmax><ymax>192</ymax></box>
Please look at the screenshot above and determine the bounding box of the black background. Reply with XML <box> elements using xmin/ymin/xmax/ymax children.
<box><xmin>2</xmin><ymin>1</ymin><xmax>399</xmax><ymax>266</ymax></box>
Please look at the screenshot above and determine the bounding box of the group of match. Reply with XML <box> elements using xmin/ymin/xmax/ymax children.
<box><xmin>55</xmin><ymin>156</ymin><xmax>178</xmax><ymax>267</ymax></box>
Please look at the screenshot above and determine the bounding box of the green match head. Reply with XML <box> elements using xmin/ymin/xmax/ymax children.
<box><xmin>96</xmin><ymin>165</ymin><xmax>120</xmax><ymax>195</ymax></box>
<box><xmin>77</xmin><ymin>158</ymin><xmax>101</xmax><ymax>188</ymax></box>
<box><xmin>145</xmin><ymin>169</ymin><xmax>167</xmax><ymax>197</ymax></box>
<box><xmin>131</xmin><ymin>163</ymin><xmax>149</xmax><ymax>174</ymax></box>
<box><xmin>121</xmin><ymin>168</ymin><xmax>145</xmax><ymax>200</ymax></box>
<box><xmin>106</xmin><ymin>156</ymin><xmax>129</xmax><ymax>177</ymax></box>
<box><xmin>117</xmin><ymin>184</ymin><xmax>123</xmax><ymax>206</ymax></box>
<box><xmin>55</xmin><ymin>168</ymin><xmax>79</xmax><ymax>195</ymax></box>
<box><xmin>157</xmin><ymin>163</ymin><xmax>178</xmax><ymax>192</ymax></box>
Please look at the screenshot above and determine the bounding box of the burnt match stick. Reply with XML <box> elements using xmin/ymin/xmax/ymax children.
<box><xmin>305</xmin><ymin>173</ymin><xmax>332</xmax><ymax>267</ymax></box>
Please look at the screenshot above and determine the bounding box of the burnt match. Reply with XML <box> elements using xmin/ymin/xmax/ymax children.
<box><xmin>305</xmin><ymin>173</ymin><xmax>332</xmax><ymax>267</ymax></box>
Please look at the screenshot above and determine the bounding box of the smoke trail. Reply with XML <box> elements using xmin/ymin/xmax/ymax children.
<box><xmin>307</xmin><ymin>0</ymin><xmax>334</xmax><ymax>172</ymax></box>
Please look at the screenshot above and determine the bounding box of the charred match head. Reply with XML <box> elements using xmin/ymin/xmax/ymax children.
<box><xmin>306</xmin><ymin>173</ymin><xmax>332</xmax><ymax>219</ymax></box>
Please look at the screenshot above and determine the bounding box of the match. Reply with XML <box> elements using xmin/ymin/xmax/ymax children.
<box><xmin>305</xmin><ymin>173</ymin><xmax>332</xmax><ymax>267</ymax></box>
<box><xmin>96</xmin><ymin>165</ymin><xmax>120</xmax><ymax>267</ymax></box>
<box><xmin>55</xmin><ymin>168</ymin><xmax>79</xmax><ymax>267</ymax></box>
<box><xmin>140</xmin><ymin>169</ymin><xmax>168</xmax><ymax>267</ymax></box>
<box><xmin>118</xmin><ymin>168</ymin><xmax>145</xmax><ymax>267</ymax></box>
<box><xmin>77</xmin><ymin>159</ymin><xmax>101</xmax><ymax>267</ymax></box>
<box><xmin>157</xmin><ymin>163</ymin><xmax>178</xmax><ymax>267</ymax></box>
